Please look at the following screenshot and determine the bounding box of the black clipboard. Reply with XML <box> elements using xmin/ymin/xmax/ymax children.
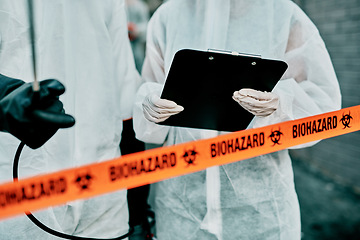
<box><xmin>159</xmin><ymin>49</ymin><xmax>288</xmax><ymax>132</ymax></box>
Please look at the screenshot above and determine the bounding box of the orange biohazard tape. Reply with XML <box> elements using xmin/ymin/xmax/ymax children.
<box><xmin>0</xmin><ymin>105</ymin><xmax>360</xmax><ymax>220</ymax></box>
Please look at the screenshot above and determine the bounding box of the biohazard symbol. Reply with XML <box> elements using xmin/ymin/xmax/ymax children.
<box><xmin>182</xmin><ymin>148</ymin><xmax>198</xmax><ymax>166</ymax></box>
<box><xmin>340</xmin><ymin>112</ymin><xmax>353</xmax><ymax>129</ymax></box>
<box><xmin>269</xmin><ymin>129</ymin><xmax>283</xmax><ymax>146</ymax></box>
<box><xmin>74</xmin><ymin>172</ymin><xmax>94</xmax><ymax>191</ymax></box>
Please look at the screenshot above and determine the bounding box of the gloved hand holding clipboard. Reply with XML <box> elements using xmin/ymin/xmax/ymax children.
<box><xmin>158</xmin><ymin>49</ymin><xmax>288</xmax><ymax>132</ymax></box>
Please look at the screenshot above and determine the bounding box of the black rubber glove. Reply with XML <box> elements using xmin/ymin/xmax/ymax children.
<box><xmin>0</xmin><ymin>74</ymin><xmax>75</xmax><ymax>149</ymax></box>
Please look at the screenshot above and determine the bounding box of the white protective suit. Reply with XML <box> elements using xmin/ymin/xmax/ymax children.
<box><xmin>125</xmin><ymin>0</ymin><xmax>150</xmax><ymax>71</ymax></box>
<box><xmin>0</xmin><ymin>0</ymin><xmax>140</xmax><ymax>239</ymax></box>
<box><xmin>133</xmin><ymin>0</ymin><xmax>341</xmax><ymax>239</ymax></box>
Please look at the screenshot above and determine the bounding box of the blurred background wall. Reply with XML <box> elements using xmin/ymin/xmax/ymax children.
<box><xmin>291</xmin><ymin>0</ymin><xmax>360</xmax><ymax>194</ymax></box>
<box><xmin>290</xmin><ymin>1</ymin><xmax>360</xmax><ymax>239</ymax></box>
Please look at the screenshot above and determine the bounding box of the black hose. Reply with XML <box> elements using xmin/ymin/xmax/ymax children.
<box><xmin>13</xmin><ymin>142</ymin><xmax>133</xmax><ymax>240</ymax></box>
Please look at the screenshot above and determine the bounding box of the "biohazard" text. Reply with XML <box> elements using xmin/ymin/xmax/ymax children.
<box><xmin>293</xmin><ymin>116</ymin><xmax>337</xmax><ymax>138</ymax></box>
<box><xmin>109</xmin><ymin>152</ymin><xmax>177</xmax><ymax>181</ymax></box>
<box><xmin>210</xmin><ymin>132</ymin><xmax>265</xmax><ymax>158</ymax></box>
<box><xmin>0</xmin><ymin>177</ymin><xmax>66</xmax><ymax>208</ymax></box>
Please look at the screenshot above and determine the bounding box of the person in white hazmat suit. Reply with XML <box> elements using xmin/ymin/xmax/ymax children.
<box><xmin>0</xmin><ymin>0</ymin><xmax>141</xmax><ymax>239</ymax></box>
<box><xmin>133</xmin><ymin>0</ymin><xmax>342</xmax><ymax>239</ymax></box>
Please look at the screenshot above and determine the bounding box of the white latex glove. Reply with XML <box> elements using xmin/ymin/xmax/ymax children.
<box><xmin>232</xmin><ymin>88</ymin><xmax>279</xmax><ymax>117</ymax></box>
<box><xmin>142</xmin><ymin>93</ymin><xmax>184</xmax><ymax>123</ymax></box>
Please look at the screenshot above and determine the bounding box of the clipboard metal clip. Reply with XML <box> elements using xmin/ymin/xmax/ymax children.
<box><xmin>208</xmin><ymin>49</ymin><xmax>262</xmax><ymax>59</ymax></box>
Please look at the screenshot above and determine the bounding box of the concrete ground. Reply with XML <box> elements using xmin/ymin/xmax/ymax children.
<box><xmin>292</xmin><ymin>156</ymin><xmax>360</xmax><ymax>240</ymax></box>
